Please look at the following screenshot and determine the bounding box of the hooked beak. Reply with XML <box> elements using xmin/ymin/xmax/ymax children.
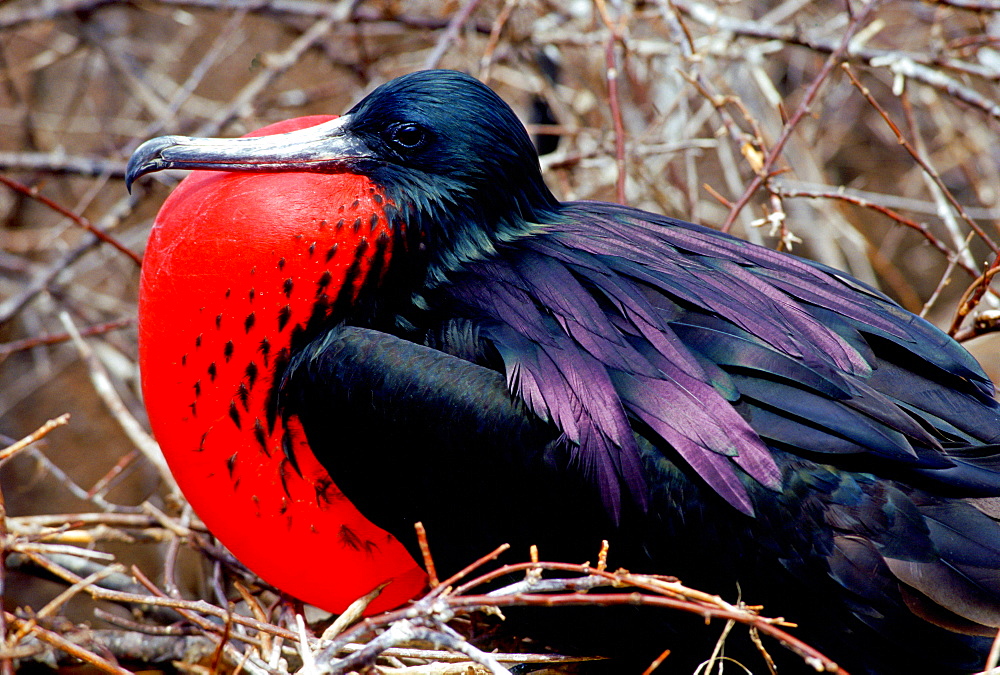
<box><xmin>125</xmin><ymin>115</ymin><xmax>369</xmax><ymax>192</ymax></box>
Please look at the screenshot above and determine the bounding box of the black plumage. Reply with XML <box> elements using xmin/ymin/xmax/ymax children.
<box><xmin>128</xmin><ymin>70</ymin><xmax>1000</xmax><ymax>674</ymax></box>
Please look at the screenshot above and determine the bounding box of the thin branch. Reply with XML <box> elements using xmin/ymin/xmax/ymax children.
<box><xmin>841</xmin><ymin>63</ymin><xmax>998</xmax><ymax>254</ymax></box>
<box><xmin>774</xmin><ymin>185</ymin><xmax>981</xmax><ymax>280</ymax></box>
<box><xmin>8</xmin><ymin>564</ymin><xmax>124</xmax><ymax>646</ymax></box>
<box><xmin>423</xmin><ymin>0</ymin><xmax>484</xmax><ymax>70</ymax></box>
<box><xmin>0</xmin><ymin>427</ymin><xmax>10</xmax><ymax>675</ymax></box>
<box><xmin>0</xmin><ymin>190</ymin><xmax>141</xmax><ymax>326</ymax></box>
<box><xmin>0</xmin><ymin>317</ymin><xmax>135</xmax><ymax>358</ymax></box>
<box><xmin>59</xmin><ymin>312</ymin><xmax>178</xmax><ymax>495</ymax></box>
<box><xmin>414</xmin><ymin>521</ymin><xmax>439</xmax><ymax>588</ymax></box>
<box><xmin>935</xmin><ymin>0</ymin><xmax>1000</xmax><ymax>8</ymax></box>
<box><xmin>595</xmin><ymin>0</ymin><xmax>629</xmax><ymax>203</ymax></box>
<box><xmin>672</xmin><ymin>0</ymin><xmax>1000</xmax><ymax>103</ymax></box>
<box><xmin>195</xmin><ymin>2</ymin><xmax>355</xmax><ymax>136</ymax></box>
<box><xmin>0</xmin><ymin>175</ymin><xmax>140</xmax><ymax>265</ymax></box>
<box><xmin>4</xmin><ymin>613</ymin><xmax>133</xmax><ymax>675</ymax></box>
<box><xmin>477</xmin><ymin>0</ymin><xmax>517</xmax><ymax>84</ymax></box>
<box><xmin>0</xmin><ymin>151</ymin><xmax>128</xmax><ymax>177</ymax></box>
<box><xmin>0</xmin><ymin>414</ymin><xmax>71</xmax><ymax>463</ymax></box>
<box><xmin>949</xmin><ymin>252</ymin><xmax>1000</xmax><ymax>335</ymax></box>
<box><xmin>722</xmin><ymin>0</ymin><xmax>882</xmax><ymax>231</ymax></box>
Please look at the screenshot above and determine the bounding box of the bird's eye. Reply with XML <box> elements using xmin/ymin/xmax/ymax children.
<box><xmin>388</xmin><ymin>123</ymin><xmax>426</xmax><ymax>150</ymax></box>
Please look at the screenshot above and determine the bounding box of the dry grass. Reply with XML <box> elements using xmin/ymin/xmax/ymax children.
<box><xmin>1</xmin><ymin>0</ymin><xmax>1000</xmax><ymax>672</ymax></box>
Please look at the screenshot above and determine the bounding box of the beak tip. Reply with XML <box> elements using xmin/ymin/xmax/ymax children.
<box><xmin>125</xmin><ymin>135</ymin><xmax>181</xmax><ymax>192</ymax></box>
<box><xmin>124</xmin><ymin>161</ymin><xmax>148</xmax><ymax>194</ymax></box>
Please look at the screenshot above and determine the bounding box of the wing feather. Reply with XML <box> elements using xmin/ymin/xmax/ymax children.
<box><xmin>432</xmin><ymin>200</ymin><xmax>1000</xmax><ymax>519</ymax></box>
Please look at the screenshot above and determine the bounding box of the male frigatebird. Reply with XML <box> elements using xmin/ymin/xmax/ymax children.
<box><xmin>128</xmin><ymin>70</ymin><xmax>1000</xmax><ymax>674</ymax></box>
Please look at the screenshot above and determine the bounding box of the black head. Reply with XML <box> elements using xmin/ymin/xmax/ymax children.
<box><xmin>127</xmin><ymin>70</ymin><xmax>561</xmax><ymax>277</ymax></box>
<box><xmin>342</xmin><ymin>70</ymin><xmax>559</xmax><ymax>227</ymax></box>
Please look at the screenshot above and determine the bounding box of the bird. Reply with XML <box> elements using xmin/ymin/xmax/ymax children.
<box><xmin>128</xmin><ymin>69</ymin><xmax>1000</xmax><ymax>674</ymax></box>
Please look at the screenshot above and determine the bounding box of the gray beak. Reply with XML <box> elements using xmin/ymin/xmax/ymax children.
<box><xmin>126</xmin><ymin>115</ymin><xmax>368</xmax><ymax>191</ymax></box>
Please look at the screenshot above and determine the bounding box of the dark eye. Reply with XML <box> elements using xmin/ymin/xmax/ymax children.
<box><xmin>388</xmin><ymin>123</ymin><xmax>426</xmax><ymax>150</ymax></box>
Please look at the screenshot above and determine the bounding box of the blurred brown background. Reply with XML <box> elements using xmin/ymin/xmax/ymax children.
<box><xmin>1</xmin><ymin>0</ymin><xmax>999</xmax><ymax>671</ymax></box>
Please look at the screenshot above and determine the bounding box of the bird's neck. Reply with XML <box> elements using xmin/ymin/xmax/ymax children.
<box><xmin>386</xmin><ymin>178</ymin><xmax>555</xmax><ymax>276</ymax></box>
<box><xmin>344</xmin><ymin>194</ymin><xmax>550</xmax><ymax>337</ymax></box>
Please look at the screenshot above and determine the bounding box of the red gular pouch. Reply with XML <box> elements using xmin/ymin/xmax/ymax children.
<box><xmin>139</xmin><ymin>116</ymin><xmax>427</xmax><ymax>614</ymax></box>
